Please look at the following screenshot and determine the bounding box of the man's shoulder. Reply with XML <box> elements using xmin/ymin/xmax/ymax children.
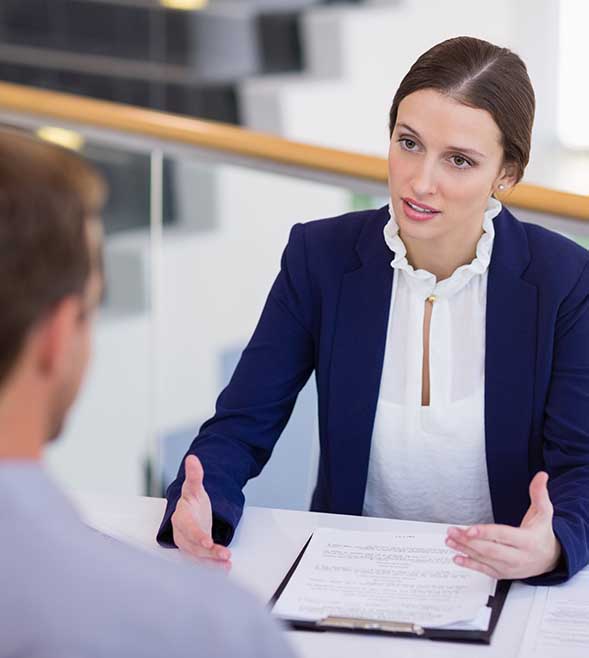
<box><xmin>1</xmin><ymin>512</ymin><xmax>290</xmax><ymax>658</ymax></box>
<box><xmin>63</xmin><ymin>532</ymin><xmax>287</xmax><ymax>654</ymax></box>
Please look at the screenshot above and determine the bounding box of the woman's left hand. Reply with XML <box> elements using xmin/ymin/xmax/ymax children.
<box><xmin>445</xmin><ymin>472</ymin><xmax>562</xmax><ymax>579</ymax></box>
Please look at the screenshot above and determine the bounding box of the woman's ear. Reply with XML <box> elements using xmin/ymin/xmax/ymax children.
<box><xmin>494</xmin><ymin>162</ymin><xmax>518</xmax><ymax>194</ymax></box>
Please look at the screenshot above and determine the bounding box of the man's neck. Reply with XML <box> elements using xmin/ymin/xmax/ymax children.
<box><xmin>0</xmin><ymin>375</ymin><xmax>46</xmax><ymax>461</ymax></box>
<box><xmin>0</xmin><ymin>443</ymin><xmax>42</xmax><ymax>460</ymax></box>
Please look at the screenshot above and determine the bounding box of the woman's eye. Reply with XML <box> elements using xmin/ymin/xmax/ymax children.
<box><xmin>451</xmin><ymin>155</ymin><xmax>472</xmax><ymax>169</ymax></box>
<box><xmin>399</xmin><ymin>138</ymin><xmax>417</xmax><ymax>151</ymax></box>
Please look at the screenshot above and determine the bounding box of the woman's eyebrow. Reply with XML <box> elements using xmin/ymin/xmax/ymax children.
<box><xmin>396</xmin><ymin>122</ymin><xmax>487</xmax><ymax>159</ymax></box>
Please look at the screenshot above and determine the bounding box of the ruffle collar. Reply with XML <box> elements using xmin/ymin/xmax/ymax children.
<box><xmin>383</xmin><ymin>197</ymin><xmax>502</xmax><ymax>298</ymax></box>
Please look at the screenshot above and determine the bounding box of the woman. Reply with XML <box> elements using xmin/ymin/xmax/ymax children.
<box><xmin>158</xmin><ymin>37</ymin><xmax>589</xmax><ymax>584</ymax></box>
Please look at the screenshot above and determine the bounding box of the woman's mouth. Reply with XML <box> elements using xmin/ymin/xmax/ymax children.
<box><xmin>401</xmin><ymin>197</ymin><xmax>441</xmax><ymax>222</ymax></box>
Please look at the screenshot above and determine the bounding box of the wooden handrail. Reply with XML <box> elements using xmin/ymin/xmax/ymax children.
<box><xmin>0</xmin><ymin>81</ymin><xmax>587</xmax><ymax>220</ymax></box>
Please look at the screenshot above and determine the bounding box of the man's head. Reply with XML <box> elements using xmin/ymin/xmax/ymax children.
<box><xmin>0</xmin><ymin>129</ymin><xmax>106</xmax><ymax>448</ymax></box>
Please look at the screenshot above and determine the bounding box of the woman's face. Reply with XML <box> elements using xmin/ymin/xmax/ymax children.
<box><xmin>388</xmin><ymin>89</ymin><xmax>515</xmax><ymax>245</ymax></box>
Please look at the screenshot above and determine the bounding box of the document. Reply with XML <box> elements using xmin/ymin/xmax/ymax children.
<box><xmin>518</xmin><ymin>567</ymin><xmax>589</xmax><ymax>658</ymax></box>
<box><xmin>272</xmin><ymin>527</ymin><xmax>496</xmax><ymax>629</ymax></box>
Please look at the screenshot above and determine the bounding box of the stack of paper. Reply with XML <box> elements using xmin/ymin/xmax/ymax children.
<box><xmin>272</xmin><ymin>527</ymin><xmax>496</xmax><ymax>631</ymax></box>
<box><xmin>518</xmin><ymin>568</ymin><xmax>589</xmax><ymax>658</ymax></box>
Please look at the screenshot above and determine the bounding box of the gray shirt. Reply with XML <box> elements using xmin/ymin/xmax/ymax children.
<box><xmin>0</xmin><ymin>463</ymin><xmax>295</xmax><ymax>658</ymax></box>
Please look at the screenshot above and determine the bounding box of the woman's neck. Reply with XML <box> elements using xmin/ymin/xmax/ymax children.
<box><xmin>401</xmin><ymin>221</ymin><xmax>484</xmax><ymax>282</ymax></box>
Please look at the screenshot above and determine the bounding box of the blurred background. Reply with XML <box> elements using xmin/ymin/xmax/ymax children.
<box><xmin>0</xmin><ymin>0</ymin><xmax>586</xmax><ymax>508</ymax></box>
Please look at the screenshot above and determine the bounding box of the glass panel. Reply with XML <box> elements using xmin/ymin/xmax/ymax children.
<box><xmin>41</xmin><ymin>137</ymin><xmax>156</xmax><ymax>497</ymax></box>
<box><xmin>3</xmin><ymin>116</ymin><xmax>584</xmax><ymax>505</ymax></box>
<box><xmin>155</xmin><ymin>154</ymin><xmax>387</xmax><ymax>510</ymax></box>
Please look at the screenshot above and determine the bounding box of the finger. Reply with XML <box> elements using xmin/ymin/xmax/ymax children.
<box><xmin>172</xmin><ymin>521</ymin><xmax>210</xmax><ymax>556</ymax></box>
<box><xmin>211</xmin><ymin>543</ymin><xmax>231</xmax><ymax>561</ymax></box>
<box><xmin>179</xmin><ymin>540</ymin><xmax>231</xmax><ymax>563</ymax></box>
<box><xmin>174</xmin><ymin>530</ymin><xmax>213</xmax><ymax>559</ymax></box>
<box><xmin>194</xmin><ymin>557</ymin><xmax>233</xmax><ymax>573</ymax></box>
<box><xmin>453</xmin><ymin>554</ymin><xmax>501</xmax><ymax>579</ymax></box>
<box><xmin>172</xmin><ymin>505</ymin><xmax>212</xmax><ymax>547</ymax></box>
<box><xmin>175</xmin><ymin>527</ymin><xmax>231</xmax><ymax>562</ymax></box>
<box><xmin>520</xmin><ymin>504</ymin><xmax>537</xmax><ymax>527</ymax></box>
<box><xmin>176</xmin><ymin>518</ymin><xmax>213</xmax><ymax>550</ymax></box>
<box><xmin>446</xmin><ymin>536</ymin><xmax>519</xmax><ymax>567</ymax></box>
<box><xmin>528</xmin><ymin>471</ymin><xmax>553</xmax><ymax>518</ymax></box>
<box><xmin>448</xmin><ymin>524</ymin><xmax>526</xmax><ymax>549</ymax></box>
<box><xmin>175</xmin><ymin>517</ymin><xmax>232</xmax><ymax>560</ymax></box>
<box><xmin>181</xmin><ymin>455</ymin><xmax>205</xmax><ymax>500</ymax></box>
<box><xmin>178</xmin><ymin>540</ymin><xmax>232</xmax><ymax>567</ymax></box>
<box><xmin>171</xmin><ymin>502</ymin><xmax>216</xmax><ymax>552</ymax></box>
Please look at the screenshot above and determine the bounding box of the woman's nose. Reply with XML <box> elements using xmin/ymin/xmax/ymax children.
<box><xmin>411</xmin><ymin>161</ymin><xmax>438</xmax><ymax>197</ymax></box>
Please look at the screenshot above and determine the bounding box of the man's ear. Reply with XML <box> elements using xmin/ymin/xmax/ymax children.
<box><xmin>35</xmin><ymin>297</ymin><xmax>82</xmax><ymax>378</ymax></box>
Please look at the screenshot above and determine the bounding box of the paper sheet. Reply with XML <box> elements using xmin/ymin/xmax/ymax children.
<box><xmin>518</xmin><ymin>568</ymin><xmax>589</xmax><ymax>658</ymax></box>
<box><xmin>273</xmin><ymin>527</ymin><xmax>495</xmax><ymax>628</ymax></box>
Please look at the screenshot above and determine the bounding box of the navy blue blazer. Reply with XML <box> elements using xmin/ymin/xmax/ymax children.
<box><xmin>158</xmin><ymin>205</ymin><xmax>589</xmax><ymax>585</ymax></box>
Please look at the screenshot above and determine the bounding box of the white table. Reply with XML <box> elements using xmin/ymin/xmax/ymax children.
<box><xmin>70</xmin><ymin>491</ymin><xmax>535</xmax><ymax>658</ymax></box>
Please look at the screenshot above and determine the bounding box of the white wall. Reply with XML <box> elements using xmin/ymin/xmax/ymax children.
<box><xmin>239</xmin><ymin>0</ymin><xmax>565</xmax><ymax>166</ymax></box>
<box><xmin>240</xmin><ymin>0</ymin><xmax>521</xmax><ymax>156</ymax></box>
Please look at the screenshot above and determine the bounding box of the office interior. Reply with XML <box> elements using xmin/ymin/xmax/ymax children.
<box><xmin>0</xmin><ymin>0</ymin><xmax>586</xmax><ymax>513</ymax></box>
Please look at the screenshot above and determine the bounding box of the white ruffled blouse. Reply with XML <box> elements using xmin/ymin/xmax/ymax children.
<box><xmin>362</xmin><ymin>197</ymin><xmax>503</xmax><ymax>525</ymax></box>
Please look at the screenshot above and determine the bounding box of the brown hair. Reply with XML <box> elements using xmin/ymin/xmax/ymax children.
<box><xmin>388</xmin><ymin>36</ymin><xmax>535</xmax><ymax>184</ymax></box>
<box><xmin>0</xmin><ymin>128</ymin><xmax>106</xmax><ymax>385</ymax></box>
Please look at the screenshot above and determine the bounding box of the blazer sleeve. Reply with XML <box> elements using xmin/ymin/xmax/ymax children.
<box><xmin>525</xmin><ymin>261</ymin><xmax>589</xmax><ymax>585</ymax></box>
<box><xmin>157</xmin><ymin>223</ymin><xmax>316</xmax><ymax>547</ymax></box>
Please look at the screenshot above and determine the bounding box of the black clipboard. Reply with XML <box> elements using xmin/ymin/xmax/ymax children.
<box><xmin>269</xmin><ymin>534</ymin><xmax>511</xmax><ymax>644</ymax></box>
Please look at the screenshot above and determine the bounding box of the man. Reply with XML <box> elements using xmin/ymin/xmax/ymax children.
<box><xmin>0</xmin><ymin>129</ymin><xmax>294</xmax><ymax>658</ymax></box>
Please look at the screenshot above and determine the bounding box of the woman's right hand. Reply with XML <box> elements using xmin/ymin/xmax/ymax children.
<box><xmin>171</xmin><ymin>455</ymin><xmax>232</xmax><ymax>565</ymax></box>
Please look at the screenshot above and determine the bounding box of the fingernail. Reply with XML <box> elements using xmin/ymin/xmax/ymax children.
<box><xmin>446</xmin><ymin>538</ymin><xmax>457</xmax><ymax>549</ymax></box>
<box><xmin>201</xmin><ymin>539</ymin><xmax>213</xmax><ymax>549</ymax></box>
<box><xmin>467</xmin><ymin>527</ymin><xmax>478</xmax><ymax>538</ymax></box>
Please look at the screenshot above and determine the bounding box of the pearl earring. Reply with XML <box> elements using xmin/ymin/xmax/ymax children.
<box><xmin>498</xmin><ymin>184</ymin><xmax>505</xmax><ymax>191</ymax></box>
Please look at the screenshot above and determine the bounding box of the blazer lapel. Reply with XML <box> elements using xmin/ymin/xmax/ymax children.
<box><xmin>485</xmin><ymin>208</ymin><xmax>538</xmax><ymax>526</ymax></box>
<box><xmin>326</xmin><ymin>206</ymin><xmax>537</xmax><ymax>524</ymax></box>
<box><xmin>327</xmin><ymin>208</ymin><xmax>394</xmax><ymax>515</ymax></box>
